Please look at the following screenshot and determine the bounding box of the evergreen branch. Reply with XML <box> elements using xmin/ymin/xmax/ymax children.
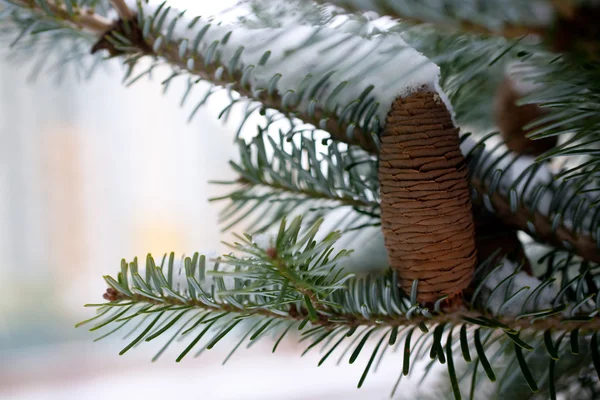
<box><xmin>0</xmin><ymin>1</ymin><xmax>110</xmax><ymax>81</ymax></box>
<box><xmin>314</xmin><ymin>0</ymin><xmax>600</xmax><ymax>62</ymax></box>
<box><xmin>463</xmin><ymin>132</ymin><xmax>600</xmax><ymax>264</ymax></box>
<box><xmin>229</xmin><ymin>178</ymin><xmax>375</xmax><ymax>210</ymax></box>
<box><xmin>404</xmin><ymin>29</ymin><xmax>522</xmax><ymax>128</ymax></box>
<box><xmin>10</xmin><ymin>0</ymin><xmax>597</xmax><ymax>263</ymax></box>
<box><xmin>81</xmin><ymin>216</ymin><xmax>600</xmax><ymax>399</ymax></box>
<box><xmin>84</xmin><ymin>216</ymin><xmax>600</xmax><ymax>340</ymax></box>
<box><xmin>313</xmin><ymin>0</ymin><xmax>549</xmax><ymax>40</ymax></box>
<box><xmin>89</xmin><ymin>280</ymin><xmax>600</xmax><ymax>334</ymax></box>
<box><xmin>211</xmin><ymin>128</ymin><xmax>379</xmax><ymax>232</ymax></box>
<box><xmin>5</xmin><ymin>1</ymin><xmax>374</xmax><ymax>146</ymax></box>
<box><xmin>470</xmin><ymin>178</ymin><xmax>600</xmax><ymax>264</ymax></box>
<box><xmin>9</xmin><ymin>0</ymin><xmax>112</xmax><ymax>33</ymax></box>
<box><xmin>94</xmin><ymin>2</ymin><xmax>382</xmax><ymax>152</ymax></box>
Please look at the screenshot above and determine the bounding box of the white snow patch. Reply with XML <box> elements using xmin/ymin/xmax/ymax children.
<box><xmin>482</xmin><ymin>258</ymin><xmax>557</xmax><ymax>317</ymax></box>
<box><xmin>251</xmin><ymin>232</ymin><xmax>274</xmax><ymax>250</ymax></box>
<box><xmin>129</xmin><ymin>1</ymin><xmax>450</xmax><ymax>129</ymax></box>
<box><xmin>460</xmin><ymin>134</ymin><xmax>553</xmax><ymax>198</ymax></box>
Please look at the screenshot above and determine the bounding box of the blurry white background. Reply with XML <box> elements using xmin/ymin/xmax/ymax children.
<box><xmin>0</xmin><ymin>1</ymin><xmax>429</xmax><ymax>399</ymax></box>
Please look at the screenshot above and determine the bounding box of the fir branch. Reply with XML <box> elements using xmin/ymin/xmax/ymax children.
<box><xmin>211</xmin><ymin>128</ymin><xmax>379</xmax><ymax>232</ymax></box>
<box><xmin>470</xmin><ymin>178</ymin><xmax>600</xmax><ymax>264</ymax></box>
<box><xmin>11</xmin><ymin>0</ymin><xmax>596</xmax><ymax>264</ymax></box>
<box><xmin>463</xmin><ymin>130</ymin><xmax>600</xmax><ymax>265</ymax></box>
<box><xmin>9</xmin><ymin>0</ymin><xmax>112</xmax><ymax>34</ymax></box>
<box><xmin>95</xmin><ymin>279</ymin><xmax>600</xmax><ymax>333</ymax></box>
<box><xmin>81</xmin><ymin>216</ymin><xmax>600</xmax><ymax>399</ymax></box>
<box><xmin>314</xmin><ymin>0</ymin><xmax>600</xmax><ymax>57</ymax></box>
<box><xmin>312</xmin><ymin>0</ymin><xmax>550</xmax><ymax>39</ymax></box>
<box><xmin>83</xmin><ymin>217</ymin><xmax>600</xmax><ymax>336</ymax></box>
<box><xmin>93</xmin><ymin>3</ymin><xmax>381</xmax><ymax>151</ymax></box>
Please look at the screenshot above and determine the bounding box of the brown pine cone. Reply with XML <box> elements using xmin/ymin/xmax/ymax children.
<box><xmin>379</xmin><ymin>91</ymin><xmax>477</xmax><ymax>307</ymax></box>
<box><xmin>494</xmin><ymin>75</ymin><xmax>557</xmax><ymax>156</ymax></box>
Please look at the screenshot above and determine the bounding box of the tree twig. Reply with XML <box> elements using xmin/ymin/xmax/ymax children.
<box><xmin>109</xmin><ymin>0</ymin><xmax>135</xmax><ymax>20</ymax></box>
<box><xmin>109</xmin><ymin>290</ymin><xmax>600</xmax><ymax>334</ymax></box>
<box><xmin>470</xmin><ymin>178</ymin><xmax>600</xmax><ymax>264</ymax></box>
<box><xmin>314</xmin><ymin>0</ymin><xmax>600</xmax><ymax>61</ymax></box>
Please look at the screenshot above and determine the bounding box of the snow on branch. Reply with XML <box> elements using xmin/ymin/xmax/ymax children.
<box><xmin>116</xmin><ymin>0</ymin><xmax>448</xmax><ymax>152</ymax></box>
<box><xmin>6</xmin><ymin>0</ymin><xmax>598</xmax><ymax>263</ymax></box>
<box><xmin>312</xmin><ymin>0</ymin><xmax>552</xmax><ymax>38</ymax></box>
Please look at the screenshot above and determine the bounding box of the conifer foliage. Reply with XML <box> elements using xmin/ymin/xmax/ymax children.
<box><xmin>3</xmin><ymin>0</ymin><xmax>600</xmax><ymax>398</ymax></box>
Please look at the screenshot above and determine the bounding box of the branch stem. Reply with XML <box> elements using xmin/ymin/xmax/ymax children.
<box><xmin>111</xmin><ymin>291</ymin><xmax>600</xmax><ymax>334</ymax></box>
<box><xmin>470</xmin><ymin>178</ymin><xmax>600</xmax><ymax>264</ymax></box>
<box><xmin>217</xmin><ymin>181</ymin><xmax>378</xmax><ymax>211</ymax></box>
<box><xmin>109</xmin><ymin>0</ymin><xmax>135</xmax><ymax>20</ymax></box>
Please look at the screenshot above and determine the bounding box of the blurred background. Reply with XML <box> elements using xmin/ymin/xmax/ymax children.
<box><xmin>0</xmin><ymin>1</ymin><xmax>426</xmax><ymax>399</ymax></box>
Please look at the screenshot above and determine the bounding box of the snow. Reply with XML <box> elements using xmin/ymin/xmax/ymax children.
<box><xmin>481</xmin><ymin>258</ymin><xmax>557</xmax><ymax>317</ymax></box>
<box><xmin>460</xmin><ymin>132</ymin><xmax>596</xmax><ymax>236</ymax></box>
<box><xmin>310</xmin><ymin>0</ymin><xmax>554</xmax><ymax>28</ymax></box>
<box><xmin>141</xmin><ymin>0</ymin><xmax>240</xmax><ymax>19</ymax></box>
<box><xmin>460</xmin><ymin>134</ymin><xmax>553</xmax><ymax>202</ymax></box>
<box><xmin>127</xmin><ymin>0</ymin><xmax>451</xmax><ymax>132</ymax></box>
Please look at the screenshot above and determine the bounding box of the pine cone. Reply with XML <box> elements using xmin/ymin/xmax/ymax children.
<box><xmin>379</xmin><ymin>91</ymin><xmax>477</xmax><ymax>307</ymax></box>
<box><xmin>494</xmin><ymin>76</ymin><xmax>557</xmax><ymax>156</ymax></box>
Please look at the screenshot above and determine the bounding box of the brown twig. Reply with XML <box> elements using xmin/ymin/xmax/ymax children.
<box><xmin>109</xmin><ymin>0</ymin><xmax>135</xmax><ymax>20</ymax></box>
<box><xmin>470</xmin><ymin>178</ymin><xmax>600</xmax><ymax>264</ymax></box>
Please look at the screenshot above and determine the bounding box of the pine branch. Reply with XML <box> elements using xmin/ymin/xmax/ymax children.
<box><xmin>210</xmin><ymin>129</ymin><xmax>379</xmax><ymax>232</ymax></box>
<box><xmin>6</xmin><ymin>0</ymin><xmax>598</xmax><ymax>263</ymax></box>
<box><xmin>9</xmin><ymin>0</ymin><xmax>112</xmax><ymax>34</ymax></box>
<box><xmin>90</xmin><ymin>278</ymin><xmax>600</xmax><ymax>334</ymax></box>
<box><xmin>83</xmin><ymin>215</ymin><xmax>600</xmax><ymax>343</ymax></box>
<box><xmin>80</xmin><ymin>216</ymin><xmax>600</xmax><ymax>398</ymax></box>
<box><xmin>96</xmin><ymin>272</ymin><xmax>600</xmax><ymax>333</ymax></box>
<box><xmin>93</xmin><ymin>2</ymin><xmax>380</xmax><ymax>151</ymax></box>
<box><xmin>312</xmin><ymin>0</ymin><xmax>549</xmax><ymax>39</ymax></box>
<box><xmin>464</xmin><ymin>130</ymin><xmax>600</xmax><ymax>265</ymax></box>
<box><xmin>314</xmin><ymin>0</ymin><xmax>600</xmax><ymax>59</ymax></box>
<box><xmin>4</xmin><ymin>2</ymin><xmax>371</xmax><ymax>148</ymax></box>
<box><xmin>470</xmin><ymin>178</ymin><xmax>600</xmax><ymax>264</ymax></box>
